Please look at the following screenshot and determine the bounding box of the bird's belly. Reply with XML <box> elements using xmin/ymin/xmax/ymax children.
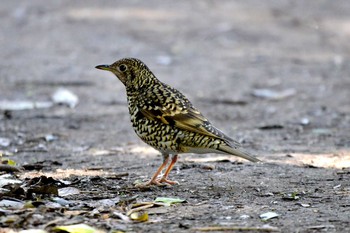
<box><xmin>132</xmin><ymin>118</ymin><xmax>180</xmax><ymax>153</ymax></box>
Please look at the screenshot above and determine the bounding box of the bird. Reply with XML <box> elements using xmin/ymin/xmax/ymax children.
<box><xmin>95</xmin><ymin>58</ymin><xmax>260</xmax><ymax>186</ymax></box>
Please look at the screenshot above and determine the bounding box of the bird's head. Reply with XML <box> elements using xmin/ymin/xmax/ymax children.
<box><xmin>95</xmin><ymin>58</ymin><xmax>156</xmax><ymax>91</ymax></box>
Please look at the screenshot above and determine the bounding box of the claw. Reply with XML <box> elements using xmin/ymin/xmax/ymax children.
<box><xmin>135</xmin><ymin>178</ymin><xmax>166</xmax><ymax>188</ymax></box>
<box><xmin>158</xmin><ymin>178</ymin><xmax>179</xmax><ymax>185</ymax></box>
<box><xmin>135</xmin><ymin>177</ymin><xmax>179</xmax><ymax>188</ymax></box>
<box><xmin>145</xmin><ymin>179</ymin><xmax>166</xmax><ymax>186</ymax></box>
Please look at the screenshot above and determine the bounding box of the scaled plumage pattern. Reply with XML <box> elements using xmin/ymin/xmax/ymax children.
<box><xmin>96</xmin><ymin>58</ymin><xmax>260</xmax><ymax>186</ymax></box>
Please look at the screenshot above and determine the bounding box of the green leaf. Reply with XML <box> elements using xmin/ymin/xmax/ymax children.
<box><xmin>2</xmin><ymin>158</ymin><xmax>16</xmax><ymax>166</ymax></box>
<box><xmin>154</xmin><ymin>197</ymin><xmax>185</xmax><ymax>206</ymax></box>
<box><xmin>23</xmin><ymin>201</ymin><xmax>35</xmax><ymax>208</ymax></box>
<box><xmin>53</xmin><ymin>224</ymin><xmax>97</xmax><ymax>233</ymax></box>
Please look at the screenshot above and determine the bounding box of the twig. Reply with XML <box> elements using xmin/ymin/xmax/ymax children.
<box><xmin>0</xmin><ymin>165</ymin><xmax>23</xmax><ymax>172</ymax></box>
<box><xmin>126</xmin><ymin>203</ymin><xmax>154</xmax><ymax>216</ymax></box>
<box><xmin>193</xmin><ymin>226</ymin><xmax>280</xmax><ymax>232</ymax></box>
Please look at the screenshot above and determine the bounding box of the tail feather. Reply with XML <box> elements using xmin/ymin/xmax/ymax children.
<box><xmin>219</xmin><ymin>144</ymin><xmax>260</xmax><ymax>162</ymax></box>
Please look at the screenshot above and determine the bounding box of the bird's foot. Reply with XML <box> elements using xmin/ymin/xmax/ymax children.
<box><xmin>158</xmin><ymin>177</ymin><xmax>179</xmax><ymax>185</ymax></box>
<box><xmin>135</xmin><ymin>178</ymin><xmax>179</xmax><ymax>188</ymax></box>
<box><xmin>135</xmin><ymin>179</ymin><xmax>166</xmax><ymax>188</ymax></box>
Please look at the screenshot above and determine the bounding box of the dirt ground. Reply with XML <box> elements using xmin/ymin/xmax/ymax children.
<box><xmin>1</xmin><ymin>0</ymin><xmax>350</xmax><ymax>232</ymax></box>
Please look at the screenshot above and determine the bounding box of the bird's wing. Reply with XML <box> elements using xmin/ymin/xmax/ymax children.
<box><xmin>137</xmin><ymin>83</ymin><xmax>240</xmax><ymax>146</ymax></box>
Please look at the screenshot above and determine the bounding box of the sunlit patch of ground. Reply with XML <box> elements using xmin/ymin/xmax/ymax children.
<box><xmin>185</xmin><ymin>151</ymin><xmax>350</xmax><ymax>169</ymax></box>
<box><xmin>279</xmin><ymin>151</ymin><xmax>350</xmax><ymax>169</ymax></box>
<box><xmin>87</xmin><ymin>145</ymin><xmax>350</xmax><ymax>169</ymax></box>
<box><xmin>21</xmin><ymin>169</ymin><xmax>113</xmax><ymax>180</ymax></box>
<box><xmin>95</xmin><ymin>142</ymin><xmax>348</xmax><ymax>170</ymax></box>
<box><xmin>67</xmin><ymin>8</ymin><xmax>183</xmax><ymax>21</ymax></box>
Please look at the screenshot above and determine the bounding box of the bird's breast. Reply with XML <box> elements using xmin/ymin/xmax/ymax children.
<box><xmin>127</xmin><ymin>103</ymin><xmax>181</xmax><ymax>153</ymax></box>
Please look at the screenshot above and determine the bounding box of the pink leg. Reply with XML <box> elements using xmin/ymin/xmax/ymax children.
<box><xmin>141</xmin><ymin>155</ymin><xmax>170</xmax><ymax>186</ymax></box>
<box><xmin>159</xmin><ymin>155</ymin><xmax>179</xmax><ymax>185</ymax></box>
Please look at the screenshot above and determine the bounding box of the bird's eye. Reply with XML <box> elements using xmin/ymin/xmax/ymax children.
<box><xmin>119</xmin><ymin>64</ymin><xmax>127</xmax><ymax>72</ymax></box>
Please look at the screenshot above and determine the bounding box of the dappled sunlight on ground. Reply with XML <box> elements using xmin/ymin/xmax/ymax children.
<box><xmin>21</xmin><ymin>168</ymin><xmax>113</xmax><ymax>179</ymax></box>
<box><xmin>87</xmin><ymin>145</ymin><xmax>350</xmax><ymax>169</ymax></box>
<box><xmin>279</xmin><ymin>151</ymin><xmax>350</xmax><ymax>169</ymax></box>
<box><xmin>67</xmin><ymin>8</ymin><xmax>182</xmax><ymax>21</ymax></box>
<box><xmin>185</xmin><ymin>151</ymin><xmax>350</xmax><ymax>169</ymax></box>
<box><xmin>85</xmin><ymin>145</ymin><xmax>159</xmax><ymax>158</ymax></box>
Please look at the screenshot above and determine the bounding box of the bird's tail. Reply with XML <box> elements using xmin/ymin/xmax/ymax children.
<box><xmin>218</xmin><ymin>144</ymin><xmax>260</xmax><ymax>162</ymax></box>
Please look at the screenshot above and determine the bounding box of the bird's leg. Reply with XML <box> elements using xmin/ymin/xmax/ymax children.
<box><xmin>158</xmin><ymin>154</ymin><xmax>179</xmax><ymax>185</ymax></box>
<box><xmin>142</xmin><ymin>154</ymin><xmax>170</xmax><ymax>186</ymax></box>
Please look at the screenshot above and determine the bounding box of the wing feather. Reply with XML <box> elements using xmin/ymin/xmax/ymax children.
<box><xmin>137</xmin><ymin>83</ymin><xmax>240</xmax><ymax>146</ymax></box>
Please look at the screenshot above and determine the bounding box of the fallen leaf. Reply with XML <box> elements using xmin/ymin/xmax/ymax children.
<box><xmin>112</xmin><ymin>212</ymin><xmax>131</xmax><ymax>222</ymax></box>
<box><xmin>260</xmin><ymin>212</ymin><xmax>279</xmax><ymax>221</ymax></box>
<box><xmin>296</xmin><ymin>203</ymin><xmax>311</xmax><ymax>207</ymax></box>
<box><xmin>52</xmin><ymin>88</ymin><xmax>79</xmax><ymax>108</ymax></box>
<box><xmin>1</xmin><ymin>159</ymin><xmax>16</xmax><ymax>166</ymax></box>
<box><xmin>154</xmin><ymin>197</ymin><xmax>185</xmax><ymax>206</ymax></box>
<box><xmin>130</xmin><ymin>211</ymin><xmax>149</xmax><ymax>222</ymax></box>
<box><xmin>1</xmin><ymin>215</ymin><xmax>20</xmax><ymax>224</ymax></box>
<box><xmin>20</xmin><ymin>229</ymin><xmax>48</xmax><ymax>233</ymax></box>
<box><xmin>0</xmin><ymin>137</ymin><xmax>11</xmax><ymax>147</ymax></box>
<box><xmin>27</xmin><ymin>184</ymin><xmax>58</xmax><ymax>196</ymax></box>
<box><xmin>88</xmin><ymin>197</ymin><xmax>120</xmax><ymax>208</ymax></box>
<box><xmin>0</xmin><ymin>199</ymin><xmax>23</xmax><ymax>209</ymax></box>
<box><xmin>252</xmin><ymin>88</ymin><xmax>296</xmax><ymax>100</ymax></box>
<box><xmin>58</xmin><ymin>187</ymin><xmax>80</xmax><ymax>197</ymax></box>
<box><xmin>0</xmin><ymin>174</ymin><xmax>22</xmax><ymax>187</ymax></box>
<box><xmin>64</xmin><ymin>210</ymin><xmax>89</xmax><ymax>216</ymax></box>
<box><xmin>53</xmin><ymin>224</ymin><xmax>99</xmax><ymax>233</ymax></box>
<box><xmin>239</xmin><ymin>214</ymin><xmax>250</xmax><ymax>219</ymax></box>
<box><xmin>23</xmin><ymin>201</ymin><xmax>36</xmax><ymax>208</ymax></box>
<box><xmin>0</xmin><ymin>100</ymin><xmax>53</xmax><ymax>111</ymax></box>
<box><xmin>44</xmin><ymin>134</ymin><xmax>58</xmax><ymax>142</ymax></box>
<box><xmin>282</xmin><ymin>192</ymin><xmax>300</xmax><ymax>201</ymax></box>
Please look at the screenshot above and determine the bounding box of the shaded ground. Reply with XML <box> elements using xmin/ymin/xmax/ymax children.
<box><xmin>1</xmin><ymin>0</ymin><xmax>350</xmax><ymax>232</ymax></box>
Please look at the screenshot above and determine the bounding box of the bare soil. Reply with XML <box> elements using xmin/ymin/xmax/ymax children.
<box><xmin>1</xmin><ymin>0</ymin><xmax>350</xmax><ymax>232</ymax></box>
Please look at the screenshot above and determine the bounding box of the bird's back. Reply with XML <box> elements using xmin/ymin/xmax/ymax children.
<box><xmin>126</xmin><ymin>80</ymin><xmax>243</xmax><ymax>155</ymax></box>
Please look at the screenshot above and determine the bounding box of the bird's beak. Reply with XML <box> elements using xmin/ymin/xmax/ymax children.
<box><xmin>95</xmin><ymin>64</ymin><xmax>112</xmax><ymax>71</ymax></box>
